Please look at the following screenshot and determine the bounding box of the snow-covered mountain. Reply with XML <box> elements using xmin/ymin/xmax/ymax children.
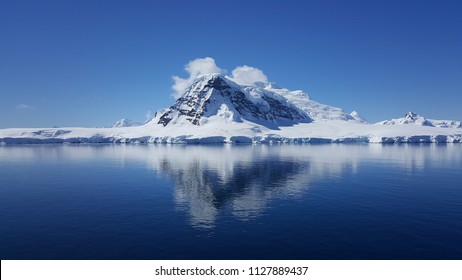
<box><xmin>152</xmin><ymin>73</ymin><xmax>358</xmax><ymax>128</ymax></box>
<box><xmin>0</xmin><ymin>73</ymin><xmax>461</xmax><ymax>144</ymax></box>
<box><xmin>112</xmin><ymin>118</ymin><xmax>142</xmax><ymax>128</ymax></box>
<box><xmin>377</xmin><ymin>112</ymin><xmax>461</xmax><ymax>128</ymax></box>
<box><xmin>349</xmin><ymin>111</ymin><xmax>367</xmax><ymax>123</ymax></box>
<box><xmin>153</xmin><ymin>74</ymin><xmax>311</xmax><ymax>128</ymax></box>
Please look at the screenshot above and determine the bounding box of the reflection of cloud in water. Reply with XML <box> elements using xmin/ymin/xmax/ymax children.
<box><xmin>2</xmin><ymin>144</ymin><xmax>461</xmax><ymax>228</ymax></box>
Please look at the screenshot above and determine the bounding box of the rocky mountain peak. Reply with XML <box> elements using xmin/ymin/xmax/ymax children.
<box><xmin>156</xmin><ymin>74</ymin><xmax>311</xmax><ymax>127</ymax></box>
<box><xmin>404</xmin><ymin>112</ymin><xmax>418</xmax><ymax>120</ymax></box>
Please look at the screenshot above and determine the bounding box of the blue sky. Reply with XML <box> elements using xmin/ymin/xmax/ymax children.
<box><xmin>1</xmin><ymin>0</ymin><xmax>461</xmax><ymax>128</ymax></box>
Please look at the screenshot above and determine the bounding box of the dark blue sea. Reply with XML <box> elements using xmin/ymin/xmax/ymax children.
<box><xmin>1</xmin><ymin>144</ymin><xmax>461</xmax><ymax>259</ymax></box>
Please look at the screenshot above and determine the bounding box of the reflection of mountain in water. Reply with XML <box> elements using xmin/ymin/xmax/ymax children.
<box><xmin>156</xmin><ymin>147</ymin><xmax>312</xmax><ymax>228</ymax></box>
<box><xmin>148</xmin><ymin>144</ymin><xmax>462</xmax><ymax>228</ymax></box>
<box><xmin>3</xmin><ymin>144</ymin><xmax>461</xmax><ymax>229</ymax></box>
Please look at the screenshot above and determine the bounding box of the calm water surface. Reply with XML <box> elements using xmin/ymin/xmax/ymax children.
<box><xmin>0</xmin><ymin>144</ymin><xmax>461</xmax><ymax>259</ymax></box>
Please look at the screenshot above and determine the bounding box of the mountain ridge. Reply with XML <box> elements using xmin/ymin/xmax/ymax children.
<box><xmin>376</xmin><ymin>112</ymin><xmax>461</xmax><ymax>128</ymax></box>
<box><xmin>152</xmin><ymin>73</ymin><xmax>365</xmax><ymax>130</ymax></box>
<box><xmin>154</xmin><ymin>74</ymin><xmax>311</xmax><ymax>128</ymax></box>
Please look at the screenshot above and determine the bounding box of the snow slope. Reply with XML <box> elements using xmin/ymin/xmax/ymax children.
<box><xmin>260</xmin><ymin>83</ymin><xmax>357</xmax><ymax>121</ymax></box>
<box><xmin>1</xmin><ymin>75</ymin><xmax>461</xmax><ymax>144</ymax></box>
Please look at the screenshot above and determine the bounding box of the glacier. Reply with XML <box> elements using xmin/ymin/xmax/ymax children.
<box><xmin>1</xmin><ymin>74</ymin><xmax>461</xmax><ymax>144</ymax></box>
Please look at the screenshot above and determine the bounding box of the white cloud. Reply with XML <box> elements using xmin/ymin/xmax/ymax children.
<box><xmin>170</xmin><ymin>58</ymin><xmax>271</xmax><ymax>98</ymax></box>
<box><xmin>227</xmin><ymin>65</ymin><xmax>268</xmax><ymax>86</ymax></box>
<box><xmin>172</xmin><ymin>57</ymin><xmax>224</xmax><ymax>98</ymax></box>
<box><xmin>16</xmin><ymin>104</ymin><xmax>34</xmax><ymax>110</ymax></box>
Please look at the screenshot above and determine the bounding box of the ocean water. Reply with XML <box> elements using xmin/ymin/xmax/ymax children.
<box><xmin>0</xmin><ymin>144</ymin><xmax>461</xmax><ymax>260</ymax></box>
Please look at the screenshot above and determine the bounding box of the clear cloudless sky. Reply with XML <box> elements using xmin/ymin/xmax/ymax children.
<box><xmin>1</xmin><ymin>0</ymin><xmax>461</xmax><ymax>128</ymax></box>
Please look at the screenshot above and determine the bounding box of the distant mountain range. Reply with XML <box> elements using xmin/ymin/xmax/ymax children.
<box><xmin>1</xmin><ymin>73</ymin><xmax>461</xmax><ymax>144</ymax></box>
<box><xmin>376</xmin><ymin>112</ymin><xmax>461</xmax><ymax>128</ymax></box>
